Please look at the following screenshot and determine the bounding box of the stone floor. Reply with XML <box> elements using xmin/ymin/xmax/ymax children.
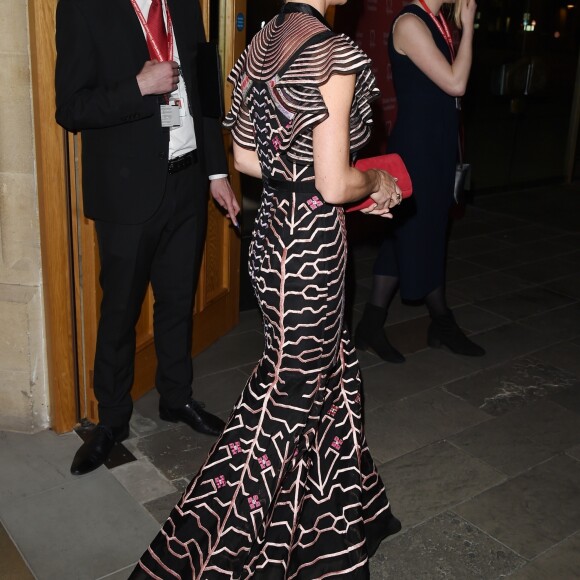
<box><xmin>1</xmin><ymin>182</ymin><xmax>579</xmax><ymax>579</ymax></box>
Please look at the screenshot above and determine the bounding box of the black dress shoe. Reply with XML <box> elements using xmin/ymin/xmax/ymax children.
<box><xmin>159</xmin><ymin>398</ymin><xmax>225</xmax><ymax>436</ymax></box>
<box><xmin>70</xmin><ymin>423</ymin><xmax>130</xmax><ymax>476</ymax></box>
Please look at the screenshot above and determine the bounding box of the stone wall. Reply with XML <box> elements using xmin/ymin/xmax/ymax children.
<box><xmin>0</xmin><ymin>0</ymin><xmax>49</xmax><ymax>432</ymax></box>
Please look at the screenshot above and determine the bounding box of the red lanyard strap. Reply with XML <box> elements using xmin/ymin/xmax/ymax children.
<box><xmin>417</xmin><ymin>0</ymin><xmax>455</xmax><ymax>61</ymax></box>
<box><xmin>130</xmin><ymin>0</ymin><xmax>174</xmax><ymax>62</ymax></box>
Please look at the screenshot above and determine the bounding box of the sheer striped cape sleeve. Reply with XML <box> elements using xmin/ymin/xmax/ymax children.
<box><xmin>223</xmin><ymin>33</ymin><xmax>380</xmax><ymax>161</ymax></box>
<box><xmin>223</xmin><ymin>46</ymin><xmax>256</xmax><ymax>150</ymax></box>
<box><xmin>277</xmin><ymin>33</ymin><xmax>380</xmax><ymax>163</ymax></box>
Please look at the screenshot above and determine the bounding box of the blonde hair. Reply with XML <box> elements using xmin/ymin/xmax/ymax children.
<box><xmin>453</xmin><ymin>0</ymin><xmax>463</xmax><ymax>28</ymax></box>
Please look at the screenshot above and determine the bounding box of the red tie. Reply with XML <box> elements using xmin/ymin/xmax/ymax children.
<box><xmin>147</xmin><ymin>0</ymin><xmax>168</xmax><ymax>61</ymax></box>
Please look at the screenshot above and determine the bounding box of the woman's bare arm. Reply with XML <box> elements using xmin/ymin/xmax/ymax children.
<box><xmin>393</xmin><ymin>0</ymin><xmax>476</xmax><ymax>97</ymax></box>
<box><xmin>233</xmin><ymin>141</ymin><xmax>262</xmax><ymax>178</ymax></box>
<box><xmin>313</xmin><ymin>73</ymin><xmax>399</xmax><ymax>211</ymax></box>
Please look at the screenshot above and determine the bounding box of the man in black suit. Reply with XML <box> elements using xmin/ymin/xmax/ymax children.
<box><xmin>55</xmin><ymin>0</ymin><xmax>240</xmax><ymax>475</ymax></box>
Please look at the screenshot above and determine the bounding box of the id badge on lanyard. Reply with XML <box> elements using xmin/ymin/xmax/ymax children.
<box><xmin>160</xmin><ymin>103</ymin><xmax>181</xmax><ymax>127</ymax></box>
<box><xmin>163</xmin><ymin>80</ymin><xmax>186</xmax><ymax>127</ymax></box>
<box><xmin>130</xmin><ymin>0</ymin><xmax>181</xmax><ymax>126</ymax></box>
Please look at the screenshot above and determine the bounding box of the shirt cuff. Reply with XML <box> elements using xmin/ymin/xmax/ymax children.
<box><xmin>209</xmin><ymin>174</ymin><xmax>228</xmax><ymax>180</ymax></box>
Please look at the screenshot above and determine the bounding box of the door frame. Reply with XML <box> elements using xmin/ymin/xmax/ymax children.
<box><xmin>29</xmin><ymin>0</ymin><xmax>78</xmax><ymax>433</ymax></box>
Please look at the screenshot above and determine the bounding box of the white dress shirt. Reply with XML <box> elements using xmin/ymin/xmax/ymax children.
<box><xmin>136</xmin><ymin>0</ymin><xmax>226</xmax><ymax>179</ymax></box>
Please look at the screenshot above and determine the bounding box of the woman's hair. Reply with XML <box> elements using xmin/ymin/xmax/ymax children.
<box><xmin>452</xmin><ymin>0</ymin><xmax>463</xmax><ymax>28</ymax></box>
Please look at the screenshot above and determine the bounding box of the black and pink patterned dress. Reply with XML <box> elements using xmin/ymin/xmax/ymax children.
<box><xmin>132</xmin><ymin>4</ymin><xmax>397</xmax><ymax>579</ymax></box>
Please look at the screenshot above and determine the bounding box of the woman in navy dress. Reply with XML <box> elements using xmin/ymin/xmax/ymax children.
<box><xmin>355</xmin><ymin>0</ymin><xmax>484</xmax><ymax>362</ymax></box>
<box><xmin>130</xmin><ymin>1</ymin><xmax>403</xmax><ymax>578</ymax></box>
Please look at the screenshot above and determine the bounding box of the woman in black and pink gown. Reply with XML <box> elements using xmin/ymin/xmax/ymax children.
<box><xmin>130</xmin><ymin>1</ymin><xmax>402</xmax><ymax>578</ymax></box>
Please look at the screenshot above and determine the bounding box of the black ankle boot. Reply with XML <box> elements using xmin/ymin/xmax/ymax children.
<box><xmin>428</xmin><ymin>310</ymin><xmax>485</xmax><ymax>356</ymax></box>
<box><xmin>354</xmin><ymin>303</ymin><xmax>405</xmax><ymax>363</ymax></box>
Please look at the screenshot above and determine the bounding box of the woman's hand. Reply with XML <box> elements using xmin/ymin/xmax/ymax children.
<box><xmin>360</xmin><ymin>169</ymin><xmax>401</xmax><ymax>218</ymax></box>
<box><xmin>461</xmin><ymin>0</ymin><xmax>477</xmax><ymax>32</ymax></box>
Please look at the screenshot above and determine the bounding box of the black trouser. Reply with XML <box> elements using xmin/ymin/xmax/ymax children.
<box><xmin>93</xmin><ymin>159</ymin><xmax>207</xmax><ymax>427</ymax></box>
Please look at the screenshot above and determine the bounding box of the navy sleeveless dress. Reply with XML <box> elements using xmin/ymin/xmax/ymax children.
<box><xmin>373</xmin><ymin>4</ymin><xmax>459</xmax><ymax>300</ymax></box>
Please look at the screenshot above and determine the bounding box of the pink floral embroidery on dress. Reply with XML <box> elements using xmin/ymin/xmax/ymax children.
<box><xmin>327</xmin><ymin>404</ymin><xmax>339</xmax><ymax>417</ymax></box>
<box><xmin>307</xmin><ymin>196</ymin><xmax>323</xmax><ymax>211</ymax></box>
<box><xmin>248</xmin><ymin>495</ymin><xmax>261</xmax><ymax>510</ymax></box>
<box><xmin>214</xmin><ymin>475</ymin><xmax>226</xmax><ymax>489</ymax></box>
<box><xmin>331</xmin><ymin>436</ymin><xmax>343</xmax><ymax>451</ymax></box>
<box><xmin>229</xmin><ymin>441</ymin><xmax>242</xmax><ymax>455</ymax></box>
<box><xmin>258</xmin><ymin>454</ymin><xmax>271</xmax><ymax>469</ymax></box>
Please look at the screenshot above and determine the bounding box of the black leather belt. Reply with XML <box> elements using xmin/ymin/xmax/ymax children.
<box><xmin>168</xmin><ymin>150</ymin><xmax>198</xmax><ymax>174</ymax></box>
<box><xmin>264</xmin><ymin>176</ymin><xmax>318</xmax><ymax>194</ymax></box>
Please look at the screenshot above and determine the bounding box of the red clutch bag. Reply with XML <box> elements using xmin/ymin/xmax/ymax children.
<box><xmin>346</xmin><ymin>153</ymin><xmax>413</xmax><ymax>212</ymax></box>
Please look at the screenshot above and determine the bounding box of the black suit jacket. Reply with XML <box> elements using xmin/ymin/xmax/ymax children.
<box><xmin>55</xmin><ymin>0</ymin><xmax>228</xmax><ymax>224</ymax></box>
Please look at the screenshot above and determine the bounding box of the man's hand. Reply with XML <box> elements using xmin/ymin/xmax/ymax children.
<box><xmin>137</xmin><ymin>60</ymin><xmax>179</xmax><ymax>96</ymax></box>
<box><xmin>209</xmin><ymin>177</ymin><xmax>241</xmax><ymax>228</ymax></box>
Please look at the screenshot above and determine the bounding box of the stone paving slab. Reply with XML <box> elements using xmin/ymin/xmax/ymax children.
<box><xmin>0</xmin><ymin>469</ymin><xmax>158</xmax><ymax>580</ymax></box>
<box><xmin>132</xmin><ymin>422</ymin><xmax>215</xmax><ymax>482</ymax></box>
<box><xmin>362</xmin><ymin>347</ymin><xmax>476</xmax><ymax>410</ymax></box>
<box><xmin>0</xmin><ymin>430</ymin><xmax>81</xmax><ymax>502</ymax></box>
<box><xmin>451</xmin><ymin>304</ymin><xmax>510</xmax><ymax>334</ymax></box>
<box><xmin>454</xmin><ymin>455</ymin><xmax>580</xmax><ymax>560</ymax></box>
<box><xmin>111</xmin><ymin>458</ymin><xmax>177</xmax><ymax>505</ymax></box>
<box><xmin>503</xmin><ymin>257</ymin><xmax>577</xmax><ymax>285</ymax></box>
<box><xmin>451</xmin><ymin>323</ymin><xmax>551</xmax><ymax>372</ymax></box>
<box><xmin>444</xmin><ymin>354</ymin><xmax>578</xmax><ymax>416</ymax></box>
<box><xmin>448</xmin><ymin>271</ymin><xmax>531</xmax><ymax>303</ymax></box>
<box><xmin>506</xmin><ymin>532</ymin><xmax>580</xmax><ymax>580</ymax></box>
<box><xmin>449</xmin><ymin>400</ymin><xmax>580</xmax><ymax>476</ymax></box>
<box><xmin>475</xmin><ymin>286</ymin><xmax>574</xmax><ymax>322</ymax></box>
<box><xmin>568</xmin><ymin>444</ymin><xmax>580</xmax><ymax>462</ymax></box>
<box><xmin>365</xmin><ymin>388</ymin><xmax>489</xmax><ymax>465</ymax></box>
<box><xmin>544</xmin><ymin>272</ymin><xmax>580</xmax><ymax>301</ymax></box>
<box><xmin>531</xmin><ymin>341</ymin><xmax>580</xmax><ymax>379</ymax></box>
<box><xmin>520</xmin><ymin>303</ymin><xmax>580</xmax><ymax>342</ymax></box>
<box><xmin>378</xmin><ymin>441</ymin><xmax>505</xmax><ymax>529</ymax></box>
<box><xmin>370</xmin><ymin>511</ymin><xmax>526</xmax><ymax>580</ymax></box>
<box><xmin>143</xmin><ymin>490</ymin><xmax>184</xmax><ymax>525</ymax></box>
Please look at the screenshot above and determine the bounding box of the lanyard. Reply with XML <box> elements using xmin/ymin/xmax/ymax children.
<box><xmin>418</xmin><ymin>0</ymin><xmax>455</xmax><ymax>62</ymax></box>
<box><xmin>130</xmin><ymin>0</ymin><xmax>174</xmax><ymax>62</ymax></box>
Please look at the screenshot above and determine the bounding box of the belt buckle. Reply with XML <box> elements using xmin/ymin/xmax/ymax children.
<box><xmin>168</xmin><ymin>152</ymin><xmax>191</xmax><ymax>174</ymax></box>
